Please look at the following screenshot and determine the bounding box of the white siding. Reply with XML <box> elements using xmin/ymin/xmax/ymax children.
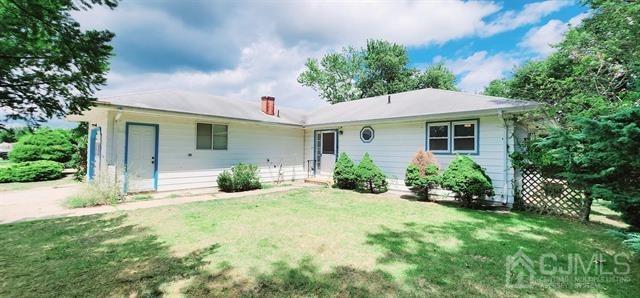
<box><xmin>85</xmin><ymin>107</ymin><xmax>517</xmax><ymax>202</ymax></box>
<box><xmin>305</xmin><ymin>115</ymin><xmax>514</xmax><ymax>203</ymax></box>
<box><xmin>102</xmin><ymin>110</ymin><xmax>304</xmax><ymax>192</ymax></box>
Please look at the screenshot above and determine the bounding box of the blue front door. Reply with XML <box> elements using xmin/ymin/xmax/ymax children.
<box><xmin>87</xmin><ymin>127</ymin><xmax>100</xmax><ymax>181</ymax></box>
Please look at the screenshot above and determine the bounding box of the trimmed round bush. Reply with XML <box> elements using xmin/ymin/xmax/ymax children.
<box><xmin>216</xmin><ymin>170</ymin><xmax>235</xmax><ymax>192</ymax></box>
<box><xmin>440</xmin><ymin>155</ymin><xmax>494</xmax><ymax>207</ymax></box>
<box><xmin>355</xmin><ymin>153</ymin><xmax>388</xmax><ymax>193</ymax></box>
<box><xmin>9</xmin><ymin>129</ymin><xmax>74</xmax><ymax>163</ymax></box>
<box><xmin>0</xmin><ymin>160</ymin><xmax>64</xmax><ymax>183</ymax></box>
<box><xmin>333</xmin><ymin>153</ymin><xmax>357</xmax><ymax>189</ymax></box>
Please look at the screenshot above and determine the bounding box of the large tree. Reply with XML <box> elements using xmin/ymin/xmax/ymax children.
<box><xmin>298</xmin><ymin>39</ymin><xmax>457</xmax><ymax>104</ymax></box>
<box><xmin>536</xmin><ymin>106</ymin><xmax>640</xmax><ymax>226</ymax></box>
<box><xmin>415</xmin><ymin>63</ymin><xmax>458</xmax><ymax>91</ymax></box>
<box><xmin>484</xmin><ymin>0</ymin><xmax>639</xmax><ymax>122</ymax></box>
<box><xmin>0</xmin><ymin>0</ymin><xmax>118</xmax><ymax>129</ymax></box>
<box><xmin>495</xmin><ymin>0</ymin><xmax>640</xmax><ymax>224</ymax></box>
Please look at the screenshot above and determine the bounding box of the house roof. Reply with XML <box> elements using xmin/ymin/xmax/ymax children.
<box><xmin>95</xmin><ymin>88</ymin><xmax>539</xmax><ymax>127</ymax></box>
<box><xmin>302</xmin><ymin>88</ymin><xmax>540</xmax><ymax>126</ymax></box>
<box><xmin>96</xmin><ymin>89</ymin><xmax>307</xmax><ymax>126</ymax></box>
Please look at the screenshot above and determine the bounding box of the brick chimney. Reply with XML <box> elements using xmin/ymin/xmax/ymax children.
<box><xmin>261</xmin><ymin>96</ymin><xmax>275</xmax><ymax>115</ymax></box>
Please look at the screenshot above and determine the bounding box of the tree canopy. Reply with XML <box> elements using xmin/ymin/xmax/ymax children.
<box><xmin>483</xmin><ymin>0</ymin><xmax>639</xmax><ymax>123</ymax></box>
<box><xmin>493</xmin><ymin>0</ymin><xmax>640</xmax><ymax>226</ymax></box>
<box><xmin>0</xmin><ymin>0</ymin><xmax>118</xmax><ymax>129</ymax></box>
<box><xmin>298</xmin><ymin>39</ymin><xmax>458</xmax><ymax>104</ymax></box>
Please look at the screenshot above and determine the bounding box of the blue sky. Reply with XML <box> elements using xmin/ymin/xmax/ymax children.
<box><xmin>66</xmin><ymin>0</ymin><xmax>588</xmax><ymax>115</ymax></box>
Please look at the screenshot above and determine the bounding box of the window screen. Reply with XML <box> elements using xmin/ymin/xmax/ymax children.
<box><xmin>322</xmin><ymin>133</ymin><xmax>335</xmax><ymax>154</ymax></box>
<box><xmin>196</xmin><ymin>123</ymin><xmax>212</xmax><ymax>150</ymax></box>
<box><xmin>428</xmin><ymin>124</ymin><xmax>449</xmax><ymax>151</ymax></box>
<box><xmin>453</xmin><ymin>122</ymin><xmax>476</xmax><ymax>152</ymax></box>
<box><xmin>212</xmin><ymin>124</ymin><xmax>228</xmax><ymax>150</ymax></box>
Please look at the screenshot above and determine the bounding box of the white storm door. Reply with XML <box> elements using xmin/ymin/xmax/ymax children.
<box><xmin>319</xmin><ymin>131</ymin><xmax>336</xmax><ymax>177</ymax></box>
<box><xmin>126</xmin><ymin>124</ymin><xmax>157</xmax><ymax>192</ymax></box>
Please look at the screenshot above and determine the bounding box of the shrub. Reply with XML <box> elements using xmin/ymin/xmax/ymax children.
<box><xmin>9</xmin><ymin>128</ymin><xmax>74</xmax><ymax>163</ymax></box>
<box><xmin>411</xmin><ymin>149</ymin><xmax>440</xmax><ymax>171</ymax></box>
<box><xmin>333</xmin><ymin>153</ymin><xmax>357</xmax><ymax>189</ymax></box>
<box><xmin>216</xmin><ymin>170</ymin><xmax>234</xmax><ymax>192</ymax></box>
<box><xmin>69</xmin><ymin>123</ymin><xmax>88</xmax><ymax>180</ymax></box>
<box><xmin>405</xmin><ymin>165</ymin><xmax>440</xmax><ymax>201</ymax></box>
<box><xmin>609</xmin><ymin>230</ymin><xmax>640</xmax><ymax>254</ymax></box>
<box><xmin>66</xmin><ymin>179</ymin><xmax>124</xmax><ymax>208</ymax></box>
<box><xmin>355</xmin><ymin>153</ymin><xmax>388</xmax><ymax>193</ymax></box>
<box><xmin>233</xmin><ymin>163</ymin><xmax>261</xmax><ymax>191</ymax></box>
<box><xmin>623</xmin><ymin>233</ymin><xmax>640</xmax><ymax>254</ymax></box>
<box><xmin>216</xmin><ymin>163</ymin><xmax>261</xmax><ymax>192</ymax></box>
<box><xmin>405</xmin><ymin>150</ymin><xmax>441</xmax><ymax>201</ymax></box>
<box><xmin>0</xmin><ymin>160</ymin><xmax>64</xmax><ymax>183</ymax></box>
<box><xmin>440</xmin><ymin>155</ymin><xmax>494</xmax><ymax>208</ymax></box>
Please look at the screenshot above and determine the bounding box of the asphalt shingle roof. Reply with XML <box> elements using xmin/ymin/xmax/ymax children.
<box><xmin>99</xmin><ymin>90</ymin><xmax>306</xmax><ymax>125</ymax></box>
<box><xmin>98</xmin><ymin>88</ymin><xmax>539</xmax><ymax>127</ymax></box>
<box><xmin>303</xmin><ymin>88</ymin><xmax>540</xmax><ymax>126</ymax></box>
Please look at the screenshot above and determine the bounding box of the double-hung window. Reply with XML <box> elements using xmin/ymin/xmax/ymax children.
<box><xmin>196</xmin><ymin>123</ymin><xmax>228</xmax><ymax>150</ymax></box>
<box><xmin>426</xmin><ymin>119</ymin><xmax>478</xmax><ymax>154</ymax></box>
<box><xmin>427</xmin><ymin>122</ymin><xmax>450</xmax><ymax>153</ymax></box>
<box><xmin>452</xmin><ymin>120</ymin><xmax>477</xmax><ymax>153</ymax></box>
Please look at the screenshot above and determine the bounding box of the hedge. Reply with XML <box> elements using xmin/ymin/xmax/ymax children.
<box><xmin>0</xmin><ymin>160</ymin><xmax>64</xmax><ymax>183</ymax></box>
<box><xmin>9</xmin><ymin>129</ymin><xmax>74</xmax><ymax>163</ymax></box>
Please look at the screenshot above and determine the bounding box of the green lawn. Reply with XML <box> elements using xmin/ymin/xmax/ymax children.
<box><xmin>0</xmin><ymin>188</ymin><xmax>638</xmax><ymax>297</ymax></box>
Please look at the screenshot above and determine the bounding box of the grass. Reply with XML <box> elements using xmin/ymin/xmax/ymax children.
<box><xmin>1</xmin><ymin>188</ymin><xmax>638</xmax><ymax>297</ymax></box>
<box><xmin>131</xmin><ymin>194</ymin><xmax>154</xmax><ymax>201</ymax></box>
<box><xmin>261</xmin><ymin>182</ymin><xmax>293</xmax><ymax>189</ymax></box>
<box><xmin>65</xmin><ymin>180</ymin><xmax>123</xmax><ymax>208</ymax></box>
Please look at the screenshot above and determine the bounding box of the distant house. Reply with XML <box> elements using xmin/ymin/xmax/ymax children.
<box><xmin>0</xmin><ymin>142</ymin><xmax>13</xmax><ymax>160</ymax></box>
<box><xmin>68</xmin><ymin>88</ymin><xmax>539</xmax><ymax>204</ymax></box>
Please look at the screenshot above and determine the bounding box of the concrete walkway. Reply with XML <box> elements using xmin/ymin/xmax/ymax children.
<box><xmin>0</xmin><ymin>183</ymin><xmax>312</xmax><ymax>224</ymax></box>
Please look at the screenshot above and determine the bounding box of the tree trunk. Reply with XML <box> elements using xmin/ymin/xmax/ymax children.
<box><xmin>369</xmin><ymin>181</ymin><xmax>374</xmax><ymax>193</ymax></box>
<box><xmin>580</xmin><ymin>193</ymin><xmax>593</xmax><ymax>222</ymax></box>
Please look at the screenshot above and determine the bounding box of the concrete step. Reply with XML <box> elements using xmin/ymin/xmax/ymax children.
<box><xmin>304</xmin><ymin>178</ymin><xmax>333</xmax><ymax>187</ymax></box>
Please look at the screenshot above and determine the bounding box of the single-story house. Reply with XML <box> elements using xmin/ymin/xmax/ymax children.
<box><xmin>67</xmin><ymin>88</ymin><xmax>539</xmax><ymax>204</ymax></box>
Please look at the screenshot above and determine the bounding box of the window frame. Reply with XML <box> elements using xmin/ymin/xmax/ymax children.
<box><xmin>359</xmin><ymin>126</ymin><xmax>375</xmax><ymax>143</ymax></box>
<box><xmin>195</xmin><ymin>122</ymin><xmax>229</xmax><ymax>151</ymax></box>
<box><xmin>426</xmin><ymin>122</ymin><xmax>451</xmax><ymax>153</ymax></box>
<box><xmin>425</xmin><ymin>119</ymin><xmax>479</xmax><ymax>155</ymax></box>
<box><xmin>452</xmin><ymin>120</ymin><xmax>478</xmax><ymax>154</ymax></box>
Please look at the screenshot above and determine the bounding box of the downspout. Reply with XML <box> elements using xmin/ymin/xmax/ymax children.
<box><xmin>113</xmin><ymin>110</ymin><xmax>122</xmax><ymax>189</ymax></box>
<box><xmin>302</xmin><ymin>128</ymin><xmax>306</xmax><ymax>177</ymax></box>
<box><xmin>499</xmin><ymin>110</ymin><xmax>510</xmax><ymax>205</ymax></box>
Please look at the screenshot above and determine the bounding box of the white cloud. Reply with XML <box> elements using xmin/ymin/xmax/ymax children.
<box><xmin>519</xmin><ymin>12</ymin><xmax>591</xmax><ymax>56</ymax></box>
<box><xmin>518</xmin><ymin>20</ymin><xmax>567</xmax><ymax>55</ymax></box>
<box><xmin>479</xmin><ymin>0</ymin><xmax>571</xmax><ymax>36</ymax></box>
<box><xmin>100</xmin><ymin>40</ymin><xmax>329</xmax><ymax>109</ymax></box>
<box><xmin>265</xmin><ymin>1</ymin><xmax>501</xmax><ymax>46</ymax></box>
<box><xmin>70</xmin><ymin>1</ymin><xmax>572</xmax><ymax>109</ymax></box>
<box><xmin>444</xmin><ymin>51</ymin><xmax>522</xmax><ymax>92</ymax></box>
<box><xmin>568</xmin><ymin>12</ymin><xmax>590</xmax><ymax>27</ymax></box>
